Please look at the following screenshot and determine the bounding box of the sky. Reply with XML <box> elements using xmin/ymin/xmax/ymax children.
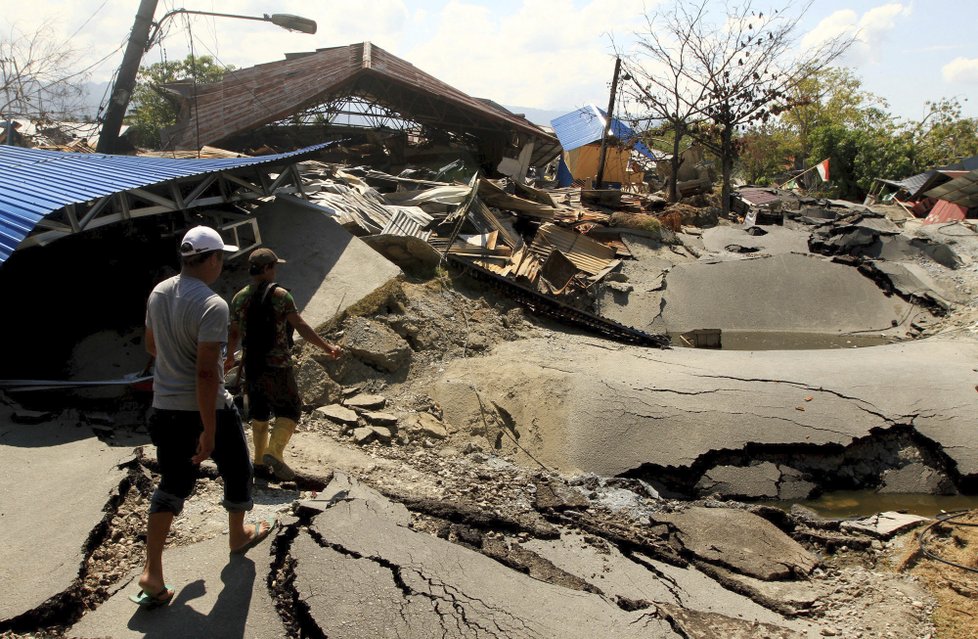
<box><xmin>1</xmin><ymin>0</ymin><xmax>976</xmax><ymax>123</ymax></box>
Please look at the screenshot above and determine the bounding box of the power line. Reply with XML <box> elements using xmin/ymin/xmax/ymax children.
<box><xmin>66</xmin><ymin>0</ymin><xmax>110</xmax><ymax>41</ymax></box>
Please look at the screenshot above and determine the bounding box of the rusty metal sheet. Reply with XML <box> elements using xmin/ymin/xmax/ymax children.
<box><xmin>529</xmin><ymin>223</ymin><xmax>617</xmax><ymax>276</ymax></box>
<box><xmin>923</xmin><ymin>199</ymin><xmax>968</xmax><ymax>225</ymax></box>
<box><xmin>736</xmin><ymin>188</ymin><xmax>782</xmax><ymax>206</ymax></box>
<box><xmin>923</xmin><ymin>169</ymin><xmax>978</xmax><ymax>208</ymax></box>
<box><xmin>165</xmin><ymin>42</ymin><xmax>556</xmax><ymax>152</ymax></box>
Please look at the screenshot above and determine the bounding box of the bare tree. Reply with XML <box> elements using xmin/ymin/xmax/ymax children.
<box><xmin>620</xmin><ymin>2</ymin><xmax>712</xmax><ymax>202</ymax></box>
<box><xmin>0</xmin><ymin>23</ymin><xmax>88</xmax><ymax>130</ymax></box>
<box><xmin>623</xmin><ymin>0</ymin><xmax>852</xmax><ymax>213</ymax></box>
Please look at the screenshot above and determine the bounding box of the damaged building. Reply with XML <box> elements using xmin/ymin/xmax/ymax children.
<box><xmin>160</xmin><ymin>42</ymin><xmax>561</xmax><ymax>179</ymax></box>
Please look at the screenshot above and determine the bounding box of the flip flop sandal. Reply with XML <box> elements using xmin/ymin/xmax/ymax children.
<box><xmin>129</xmin><ymin>585</ymin><xmax>174</xmax><ymax>608</ymax></box>
<box><xmin>231</xmin><ymin>516</ymin><xmax>277</xmax><ymax>555</ymax></box>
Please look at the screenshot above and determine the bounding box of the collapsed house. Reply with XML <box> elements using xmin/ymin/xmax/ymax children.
<box><xmin>866</xmin><ymin>154</ymin><xmax>978</xmax><ymax>223</ymax></box>
<box><xmin>160</xmin><ymin>42</ymin><xmax>560</xmax><ymax>179</ymax></box>
<box><xmin>288</xmin><ymin>161</ymin><xmax>668</xmax><ymax>346</ymax></box>
<box><xmin>549</xmin><ymin>104</ymin><xmax>657</xmax><ymax>189</ymax></box>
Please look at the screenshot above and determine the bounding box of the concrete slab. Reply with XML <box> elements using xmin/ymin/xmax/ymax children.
<box><xmin>520</xmin><ymin>532</ymin><xmax>805</xmax><ymax>630</ymax></box>
<box><xmin>841</xmin><ymin>512</ymin><xmax>931</xmax><ymax>538</ymax></box>
<box><xmin>432</xmin><ymin>335</ymin><xmax>978</xmax><ymax>479</ymax></box>
<box><xmin>0</xmin><ymin>416</ymin><xmax>134</xmax><ymax>622</ymax></box>
<box><xmin>70</xmin><ymin>533</ymin><xmax>285</xmax><ymax>638</ymax></box>
<box><xmin>659</xmin><ymin>254</ymin><xmax>912</xmax><ymax>334</ymax></box>
<box><xmin>298</xmin><ymin>487</ymin><xmax>680</xmax><ymax>638</ymax></box>
<box><xmin>654</xmin><ymin>507</ymin><xmax>818</xmax><ymax>580</ymax></box>
<box><xmin>701</xmin><ymin>226</ymin><xmax>811</xmax><ymax>256</ymax></box>
<box><xmin>218</xmin><ymin>197</ymin><xmax>403</xmax><ymax>330</ymax></box>
<box><xmin>871</xmin><ymin>261</ymin><xmax>955</xmax><ymax>306</ymax></box>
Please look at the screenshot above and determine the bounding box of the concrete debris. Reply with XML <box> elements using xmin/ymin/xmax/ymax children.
<box><xmin>352</xmin><ymin>426</ymin><xmax>378</xmax><ymax>446</ymax></box>
<box><xmin>313</xmin><ymin>404</ymin><xmax>359</xmax><ymax>425</ymax></box>
<box><xmin>695</xmin><ymin>462</ymin><xmax>817</xmax><ymax>501</ymax></box>
<box><xmin>655</xmin><ymin>507</ymin><xmax>819</xmax><ymax>580</ymax></box>
<box><xmin>341</xmin><ymin>316</ymin><xmax>413</xmax><ymax>373</ymax></box>
<box><xmin>361</xmin><ymin>411</ymin><xmax>398</xmax><ymax>427</ymax></box>
<box><xmin>343</xmin><ymin>393</ymin><xmax>387</xmax><ymax>410</ymax></box>
<box><xmin>294</xmin><ymin>357</ymin><xmax>343</xmax><ymax>407</ymax></box>
<box><xmin>403</xmin><ymin>412</ymin><xmax>450</xmax><ymax>440</ymax></box>
<box><xmin>840</xmin><ymin>512</ymin><xmax>931</xmax><ymax>539</ymax></box>
<box><xmin>533</xmin><ymin>479</ymin><xmax>591</xmax><ymax>511</ymax></box>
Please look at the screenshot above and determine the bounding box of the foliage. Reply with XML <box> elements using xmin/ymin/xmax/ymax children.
<box><xmin>807</xmin><ymin>118</ymin><xmax>914</xmax><ymax>199</ymax></box>
<box><xmin>126</xmin><ymin>55</ymin><xmax>231</xmax><ymax>149</ymax></box>
<box><xmin>736</xmin><ymin>122</ymin><xmax>794</xmax><ymax>184</ymax></box>
<box><xmin>0</xmin><ymin>22</ymin><xmax>87</xmax><ymax>122</ymax></box>
<box><xmin>779</xmin><ymin>66</ymin><xmax>887</xmax><ymax>167</ymax></box>
<box><xmin>610</xmin><ymin>211</ymin><xmax>664</xmax><ymax>235</ymax></box>
<box><xmin>913</xmin><ymin>97</ymin><xmax>978</xmax><ymax>169</ymax></box>
<box><xmin>623</xmin><ymin>0</ymin><xmax>852</xmax><ymax>213</ymax></box>
<box><xmin>739</xmin><ymin>68</ymin><xmax>978</xmax><ymax>200</ymax></box>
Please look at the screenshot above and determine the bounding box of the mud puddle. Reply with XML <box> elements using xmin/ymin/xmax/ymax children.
<box><xmin>674</xmin><ymin>330</ymin><xmax>898</xmax><ymax>350</ymax></box>
<box><xmin>774</xmin><ymin>490</ymin><xmax>978</xmax><ymax>518</ymax></box>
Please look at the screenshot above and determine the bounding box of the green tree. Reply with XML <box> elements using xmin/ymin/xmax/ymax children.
<box><xmin>736</xmin><ymin>122</ymin><xmax>794</xmax><ymax>185</ymax></box>
<box><xmin>780</xmin><ymin>66</ymin><xmax>886</xmax><ymax>168</ymax></box>
<box><xmin>913</xmin><ymin>97</ymin><xmax>978</xmax><ymax>169</ymax></box>
<box><xmin>126</xmin><ymin>55</ymin><xmax>231</xmax><ymax>149</ymax></box>
<box><xmin>737</xmin><ymin>66</ymin><xmax>903</xmax><ymax>198</ymax></box>
<box><xmin>807</xmin><ymin>109</ymin><xmax>914</xmax><ymax>200</ymax></box>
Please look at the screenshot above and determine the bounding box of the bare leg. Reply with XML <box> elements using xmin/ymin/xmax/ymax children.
<box><xmin>139</xmin><ymin>511</ymin><xmax>174</xmax><ymax>595</ymax></box>
<box><xmin>228</xmin><ymin>511</ymin><xmax>272</xmax><ymax>551</ymax></box>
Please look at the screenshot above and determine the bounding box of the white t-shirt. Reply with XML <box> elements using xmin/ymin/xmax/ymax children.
<box><xmin>146</xmin><ymin>274</ymin><xmax>230</xmax><ymax>411</ymax></box>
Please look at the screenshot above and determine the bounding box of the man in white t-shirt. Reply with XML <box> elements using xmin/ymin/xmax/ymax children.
<box><xmin>133</xmin><ymin>226</ymin><xmax>275</xmax><ymax>608</ymax></box>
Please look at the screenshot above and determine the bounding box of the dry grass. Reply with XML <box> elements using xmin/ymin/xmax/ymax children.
<box><xmin>896</xmin><ymin>511</ymin><xmax>978</xmax><ymax>639</ymax></box>
<box><xmin>609</xmin><ymin>212</ymin><xmax>663</xmax><ymax>235</ymax></box>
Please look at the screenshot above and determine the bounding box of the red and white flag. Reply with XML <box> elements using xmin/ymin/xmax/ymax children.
<box><xmin>815</xmin><ymin>158</ymin><xmax>830</xmax><ymax>181</ymax></box>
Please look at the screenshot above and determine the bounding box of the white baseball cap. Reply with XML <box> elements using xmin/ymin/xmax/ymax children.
<box><xmin>179</xmin><ymin>226</ymin><xmax>238</xmax><ymax>256</ymax></box>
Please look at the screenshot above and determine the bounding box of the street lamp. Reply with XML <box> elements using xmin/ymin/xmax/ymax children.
<box><xmin>96</xmin><ymin>1</ymin><xmax>317</xmax><ymax>154</ymax></box>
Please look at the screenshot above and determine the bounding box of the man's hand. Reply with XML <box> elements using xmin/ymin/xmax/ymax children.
<box><xmin>325</xmin><ymin>343</ymin><xmax>342</xmax><ymax>360</ymax></box>
<box><xmin>192</xmin><ymin>432</ymin><xmax>216</xmax><ymax>464</ymax></box>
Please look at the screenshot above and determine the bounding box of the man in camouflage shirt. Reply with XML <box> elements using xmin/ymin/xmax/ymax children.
<box><xmin>229</xmin><ymin>248</ymin><xmax>341</xmax><ymax>480</ymax></box>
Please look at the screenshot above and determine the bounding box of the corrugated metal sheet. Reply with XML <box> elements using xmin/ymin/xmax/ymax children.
<box><xmin>0</xmin><ymin>143</ymin><xmax>333</xmax><ymax>264</ymax></box>
<box><xmin>165</xmin><ymin>42</ymin><xmax>555</xmax><ymax>151</ymax></box>
<box><xmin>529</xmin><ymin>223</ymin><xmax>618</xmax><ymax>275</ymax></box>
<box><xmin>924</xmin><ymin>169</ymin><xmax>978</xmax><ymax>208</ymax></box>
<box><xmin>924</xmin><ymin>200</ymin><xmax>968</xmax><ymax>225</ymax></box>
<box><xmin>736</xmin><ymin>188</ymin><xmax>782</xmax><ymax>206</ymax></box>
<box><xmin>550</xmin><ymin>105</ymin><xmax>657</xmax><ymax>160</ymax></box>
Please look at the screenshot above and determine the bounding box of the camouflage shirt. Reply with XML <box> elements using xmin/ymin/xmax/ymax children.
<box><xmin>231</xmin><ymin>283</ymin><xmax>298</xmax><ymax>368</ymax></box>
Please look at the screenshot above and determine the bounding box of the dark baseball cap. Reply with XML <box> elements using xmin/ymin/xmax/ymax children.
<box><xmin>248</xmin><ymin>247</ymin><xmax>287</xmax><ymax>267</ymax></box>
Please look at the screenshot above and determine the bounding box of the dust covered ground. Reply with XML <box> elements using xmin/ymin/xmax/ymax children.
<box><xmin>4</xmin><ymin>230</ymin><xmax>978</xmax><ymax>638</ymax></box>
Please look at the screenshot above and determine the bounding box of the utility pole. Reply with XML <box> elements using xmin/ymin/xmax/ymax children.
<box><xmin>594</xmin><ymin>57</ymin><xmax>622</xmax><ymax>189</ymax></box>
<box><xmin>96</xmin><ymin>0</ymin><xmax>159</xmax><ymax>154</ymax></box>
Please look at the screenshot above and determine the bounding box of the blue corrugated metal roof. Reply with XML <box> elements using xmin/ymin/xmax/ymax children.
<box><xmin>0</xmin><ymin>142</ymin><xmax>334</xmax><ymax>264</ymax></box>
<box><xmin>550</xmin><ymin>105</ymin><xmax>657</xmax><ymax>161</ymax></box>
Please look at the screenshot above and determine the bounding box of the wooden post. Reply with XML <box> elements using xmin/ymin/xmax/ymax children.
<box><xmin>595</xmin><ymin>57</ymin><xmax>622</xmax><ymax>189</ymax></box>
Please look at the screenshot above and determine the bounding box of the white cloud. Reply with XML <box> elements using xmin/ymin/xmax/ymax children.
<box><xmin>803</xmin><ymin>3</ymin><xmax>911</xmax><ymax>65</ymax></box>
<box><xmin>943</xmin><ymin>57</ymin><xmax>978</xmax><ymax>84</ymax></box>
<box><xmin>407</xmin><ymin>0</ymin><xmax>649</xmax><ymax>109</ymax></box>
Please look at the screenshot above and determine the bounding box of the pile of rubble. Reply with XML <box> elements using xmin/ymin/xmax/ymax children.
<box><xmin>295</xmin><ymin>161</ymin><xmax>678</xmax><ymax>345</ymax></box>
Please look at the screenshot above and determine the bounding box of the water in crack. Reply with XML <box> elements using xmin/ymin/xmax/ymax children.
<box><xmin>773</xmin><ymin>490</ymin><xmax>978</xmax><ymax>518</ymax></box>
<box><xmin>673</xmin><ymin>330</ymin><xmax>896</xmax><ymax>350</ymax></box>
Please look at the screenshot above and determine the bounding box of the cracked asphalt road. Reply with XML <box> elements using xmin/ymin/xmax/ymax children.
<box><xmin>433</xmin><ymin>334</ymin><xmax>978</xmax><ymax>479</ymax></box>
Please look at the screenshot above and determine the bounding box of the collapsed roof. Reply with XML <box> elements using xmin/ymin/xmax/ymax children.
<box><xmin>0</xmin><ymin>142</ymin><xmax>334</xmax><ymax>265</ymax></box>
<box><xmin>162</xmin><ymin>42</ymin><xmax>559</xmax><ymax>169</ymax></box>
<box><xmin>550</xmin><ymin>105</ymin><xmax>657</xmax><ymax>161</ymax></box>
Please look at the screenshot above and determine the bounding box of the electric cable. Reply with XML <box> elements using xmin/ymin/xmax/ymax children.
<box><xmin>66</xmin><ymin>0</ymin><xmax>110</xmax><ymax>41</ymax></box>
<box><xmin>917</xmin><ymin>509</ymin><xmax>978</xmax><ymax>574</ymax></box>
